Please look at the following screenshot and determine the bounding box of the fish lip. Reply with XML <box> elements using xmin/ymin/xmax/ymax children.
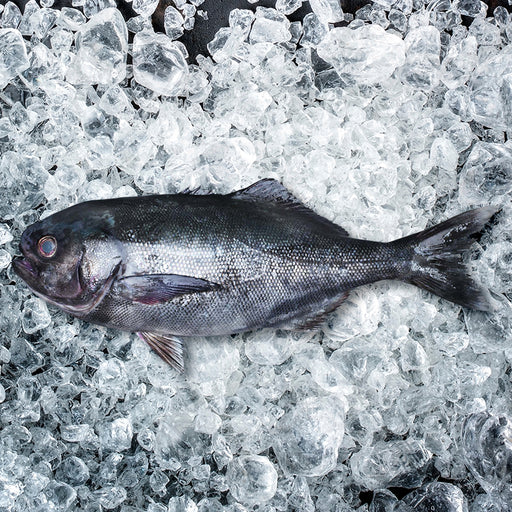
<box><xmin>12</xmin><ymin>255</ymin><xmax>37</xmax><ymax>278</ymax></box>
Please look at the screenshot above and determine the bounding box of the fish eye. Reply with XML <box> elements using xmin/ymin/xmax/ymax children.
<box><xmin>37</xmin><ymin>236</ymin><xmax>57</xmax><ymax>258</ymax></box>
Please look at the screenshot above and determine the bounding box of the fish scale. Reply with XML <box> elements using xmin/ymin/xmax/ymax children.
<box><xmin>12</xmin><ymin>179</ymin><xmax>496</xmax><ymax>371</ymax></box>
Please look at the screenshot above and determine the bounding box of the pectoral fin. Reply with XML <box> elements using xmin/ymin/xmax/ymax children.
<box><xmin>117</xmin><ymin>274</ymin><xmax>219</xmax><ymax>305</ymax></box>
<box><xmin>138</xmin><ymin>332</ymin><xmax>184</xmax><ymax>372</ymax></box>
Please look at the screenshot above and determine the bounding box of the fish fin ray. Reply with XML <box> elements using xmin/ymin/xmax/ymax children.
<box><xmin>117</xmin><ymin>274</ymin><xmax>219</xmax><ymax>305</ymax></box>
<box><xmin>138</xmin><ymin>332</ymin><xmax>184</xmax><ymax>372</ymax></box>
<box><xmin>397</xmin><ymin>206</ymin><xmax>499</xmax><ymax>311</ymax></box>
<box><xmin>295</xmin><ymin>291</ymin><xmax>350</xmax><ymax>330</ymax></box>
<box><xmin>232</xmin><ymin>179</ymin><xmax>349</xmax><ymax>237</ymax></box>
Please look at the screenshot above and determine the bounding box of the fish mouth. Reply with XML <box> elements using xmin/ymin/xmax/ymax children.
<box><xmin>12</xmin><ymin>255</ymin><xmax>38</xmax><ymax>279</ymax></box>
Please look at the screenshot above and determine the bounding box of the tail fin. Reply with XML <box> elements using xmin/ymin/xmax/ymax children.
<box><xmin>394</xmin><ymin>207</ymin><xmax>498</xmax><ymax>311</ymax></box>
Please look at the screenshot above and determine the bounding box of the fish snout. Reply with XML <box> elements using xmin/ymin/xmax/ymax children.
<box><xmin>11</xmin><ymin>255</ymin><xmax>37</xmax><ymax>279</ymax></box>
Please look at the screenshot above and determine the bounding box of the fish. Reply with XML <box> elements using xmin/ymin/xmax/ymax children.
<box><xmin>12</xmin><ymin>179</ymin><xmax>496</xmax><ymax>372</ymax></box>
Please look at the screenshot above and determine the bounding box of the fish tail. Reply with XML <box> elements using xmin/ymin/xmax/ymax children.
<box><xmin>393</xmin><ymin>207</ymin><xmax>498</xmax><ymax>311</ymax></box>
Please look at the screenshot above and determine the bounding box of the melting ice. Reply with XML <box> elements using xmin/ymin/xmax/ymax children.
<box><xmin>0</xmin><ymin>0</ymin><xmax>511</xmax><ymax>510</ymax></box>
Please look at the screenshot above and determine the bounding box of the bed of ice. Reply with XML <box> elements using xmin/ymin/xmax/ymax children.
<box><xmin>0</xmin><ymin>0</ymin><xmax>511</xmax><ymax>510</ymax></box>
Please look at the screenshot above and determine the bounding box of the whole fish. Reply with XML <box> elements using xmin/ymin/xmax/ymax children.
<box><xmin>12</xmin><ymin>179</ymin><xmax>495</xmax><ymax>371</ymax></box>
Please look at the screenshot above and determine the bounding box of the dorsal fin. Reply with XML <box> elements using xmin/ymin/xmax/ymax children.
<box><xmin>232</xmin><ymin>179</ymin><xmax>350</xmax><ymax>237</ymax></box>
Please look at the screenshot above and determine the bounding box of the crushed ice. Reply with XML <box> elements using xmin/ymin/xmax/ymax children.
<box><xmin>0</xmin><ymin>0</ymin><xmax>511</xmax><ymax>510</ymax></box>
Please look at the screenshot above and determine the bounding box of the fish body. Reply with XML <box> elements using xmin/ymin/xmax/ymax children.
<box><xmin>13</xmin><ymin>179</ymin><xmax>495</xmax><ymax>370</ymax></box>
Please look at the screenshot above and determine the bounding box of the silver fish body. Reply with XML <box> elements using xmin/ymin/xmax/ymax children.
<box><xmin>13</xmin><ymin>180</ymin><xmax>495</xmax><ymax>370</ymax></box>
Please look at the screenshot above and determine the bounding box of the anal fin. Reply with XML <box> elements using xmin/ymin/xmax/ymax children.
<box><xmin>295</xmin><ymin>291</ymin><xmax>350</xmax><ymax>330</ymax></box>
<box><xmin>138</xmin><ymin>332</ymin><xmax>184</xmax><ymax>372</ymax></box>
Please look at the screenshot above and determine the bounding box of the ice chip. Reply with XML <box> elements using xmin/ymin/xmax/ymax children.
<box><xmin>469</xmin><ymin>45</ymin><xmax>512</xmax><ymax>131</ymax></box>
<box><xmin>274</xmin><ymin>397</ymin><xmax>344</xmax><ymax>476</ymax></box>
<box><xmin>458</xmin><ymin>142</ymin><xmax>512</xmax><ymax>206</ymax></box>
<box><xmin>149</xmin><ymin>469</ymin><xmax>169</xmax><ymax>492</ymax></box>
<box><xmin>317</xmin><ymin>25</ymin><xmax>405</xmax><ymax>85</ymax></box>
<box><xmin>1</xmin><ymin>2</ymin><xmax>22</xmax><ymax>29</ymax></box>
<box><xmin>43</xmin><ymin>481</ymin><xmax>77</xmax><ymax>510</ymax></box>
<box><xmin>399</xmin><ymin>482</ymin><xmax>468</xmax><ymax>511</ymax></box>
<box><xmin>0</xmin><ymin>224</ymin><xmax>13</xmax><ymax>245</ymax></box>
<box><xmin>93</xmin><ymin>486</ymin><xmax>127</xmax><ymax>509</ymax></box>
<box><xmin>95</xmin><ymin>358</ymin><xmax>128</xmax><ymax>395</ymax></box>
<box><xmin>461</xmin><ymin>411</ymin><xmax>512</xmax><ymax>496</ymax></box>
<box><xmin>276</xmin><ymin>0</ymin><xmax>303</xmax><ymax>15</ymax></box>
<box><xmin>58</xmin><ymin>7</ymin><xmax>86</xmax><ymax>30</ymax></box>
<box><xmin>226</xmin><ymin>455</ymin><xmax>278</xmax><ymax>506</ymax></box>
<box><xmin>0</xmin><ymin>28</ymin><xmax>29</xmax><ymax>89</ymax></box>
<box><xmin>133</xmin><ymin>30</ymin><xmax>189</xmax><ymax>96</ymax></box>
<box><xmin>21</xmin><ymin>297</ymin><xmax>52</xmax><ymax>334</ymax></box>
<box><xmin>244</xmin><ymin>330</ymin><xmax>296</xmax><ymax>366</ymax></box>
<box><xmin>164</xmin><ymin>6</ymin><xmax>185</xmax><ymax>40</ymax></box>
<box><xmin>309</xmin><ymin>0</ymin><xmax>344</xmax><ymax>23</ymax></box>
<box><xmin>58</xmin><ymin>456</ymin><xmax>90</xmax><ymax>485</ymax></box>
<box><xmin>194</xmin><ymin>408</ymin><xmax>222</xmax><ymax>434</ymax></box>
<box><xmin>132</xmin><ymin>0</ymin><xmax>159</xmax><ymax>17</ymax></box>
<box><xmin>66</xmin><ymin>7</ymin><xmax>128</xmax><ymax>85</ymax></box>
<box><xmin>168</xmin><ymin>496</ymin><xmax>198</xmax><ymax>512</ymax></box>
<box><xmin>400</xmin><ymin>26</ymin><xmax>440</xmax><ymax>91</ymax></box>
<box><xmin>350</xmin><ymin>439</ymin><xmax>432</xmax><ymax>490</ymax></box>
<box><xmin>0</xmin><ymin>250</ymin><xmax>10</xmax><ymax>270</ymax></box>
<box><xmin>83</xmin><ymin>0</ymin><xmax>117</xmax><ymax>18</ymax></box>
<box><xmin>250</xmin><ymin>7</ymin><xmax>291</xmax><ymax>44</ymax></box>
<box><xmin>430</xmin><ymin>137</ymin><xmax>458</xmax><ymax>173</ymax></box>
<box><xmin>99</xmin><ymin>417</ymin><xmax>133</xmax><ymax>451</ymax></box>
<box><xmin>441</xmin><ymin>35</ymin><xmax>478</xmax><ymax>90</ymax></box>
<box><xmin>455</xmin><ymin>0</ymin><xmax>485</xmax><ymax>17</ymax></box>
<box><xmin>301</xmin><ymin>12</ymin><xmax>328</xmax><ymax>47</ymax></box>
<box><xmin>17</xmin><ymin>0</ymin><xmax>39</xmax><ymax>36</ymax></box>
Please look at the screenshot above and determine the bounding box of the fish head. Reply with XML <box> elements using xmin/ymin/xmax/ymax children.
<box><xmin>12</xmin><ymin>205</ymin><xmax>122</xmax><ymax>315</ymax></box>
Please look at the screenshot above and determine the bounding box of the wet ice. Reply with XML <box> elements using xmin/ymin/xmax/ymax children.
<box><xmin>0</xmin><ymin>0</ymin><xmax>511</xmax><ymax>510</ymax></box>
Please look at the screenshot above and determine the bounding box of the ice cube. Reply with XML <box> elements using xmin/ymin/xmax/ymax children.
<box><xmin>132</xmin><ymin>30</ymin><xmax>189</xmax><ymax>96</ymax></box>
<box><xmin>226</xmin><ymin>455</ymin><xmax>278</xmax><ymax>506</ymax></box>
<box><xmin>317</xmin><ymin>25</ymin><xmax>405</xmax><ymax>85</ymax></box>
<box><xmin>66</xmin><ymin>7</ymin><xmax>128</xmax><ymax>85</ymax></box>
<box><xmin>0</xmin><ymin>28</ymin><xmax>29</xmax><ymax>89</ymax></box>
